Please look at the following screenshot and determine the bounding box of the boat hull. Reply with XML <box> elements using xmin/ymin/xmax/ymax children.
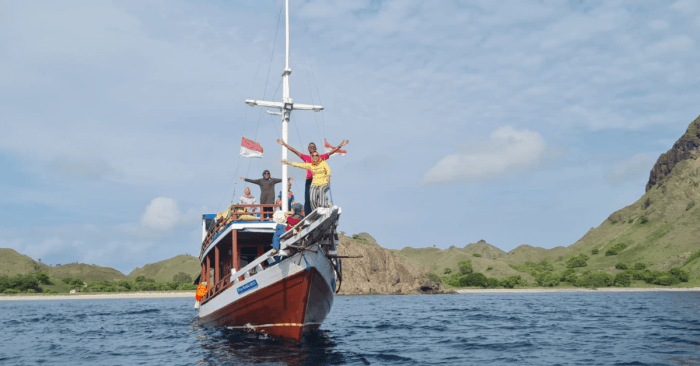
<box><xmin>198</xmin><ymin>257</ymin><xmax>335</xmax><ymax>341</ymax></box>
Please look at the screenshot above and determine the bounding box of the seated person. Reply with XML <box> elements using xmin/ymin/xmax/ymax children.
<box><xmin>285</xmin><ymin>213</ymin><xmax>301</xmax><ymax>231</ymax></box>
<box><xmin>239</xmin><ymin>187</ymin><xmax>257</xmax><ymax>212</ymax></box>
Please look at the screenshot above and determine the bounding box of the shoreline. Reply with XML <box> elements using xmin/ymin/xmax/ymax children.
<box><xmin>455</xmin><ymin>287</ymin><xmax>700</xmax><ymax>294</ymax></box>
<box><xmin>0</xmin><ymin>291</ymin><xmax>196</xmax><ymax>301</ymax></box>
<box><xmin>2</xmin><ymin>287</ymin><xmax>700</xmax><ymax>301</ymax></box>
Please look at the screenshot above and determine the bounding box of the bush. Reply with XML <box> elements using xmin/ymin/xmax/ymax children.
<box><xmin>485</xmin><ymin>278</ymin><xmax>499</xmax><ymax>288</ymax></box>
<box><xmin>460</xmin><ymin>273</ymin><xmax>487</xmax><ymax>287</ymax></box>
<box><xmin>3</xmin><ymin>289</ymin><xmax>20</xmax><ymax>294</ymax></box>
<box><xmin>535</xmin><ymin>272</ymin><xmax>560</xmax><ymax>287</ymax></box>
<box><xmin>443</xmin><ymin>268</ymin><xmax>452</xmax><ymax>275</ymax></box>
<box><xmin>472</xmin><ymin>253</ymin><xmax>481</xmax><ymax>258</ymax></box>
<box><xmin>566</xmin><ymin>254</ymin><xmax>589</xmax><ymax>268</ymax></box>
<box><xmin>614</xmin><ymin>273</ymin><xmax>631</xmax><ymax>287</ymax></box>
<box><xmin>633</xmin><ymin>263</ymin><xmax>646</xmax><ymax>270</ymax></box>
<box><xmin>62</xmin><ymin>277</ymin><xmax>84</xmax><ymax>288</ymax></box>
<box><xmin>35</xmin><ymin>272</ymin><xmax>51</xmax><ymax>285</ymax></box>
<box><xmin>177</xmin><ymin>283</ymin><xmax>197</xmax><ymax>290</ymax></box>
<box><xmin>458</xmin><ymin>260</ymin><xmax>473</xmax><ymax>275</ymax></box>
<box><xmin>591</xmin><ymin>248</ymin><xmax>599</xmax><ymax>255</ymax></box>
<box><xmin>656</xmin><ymin>275</ymin><xmax>679</xmax><ymax>286</ymax></box>
<box><xmin>486</xmin><ymin>266</ymin><xmax>493</xmax><ymax>271</ymax></box>
<box><xmin>605</xmin><ymin>243</ymin><xmax>628</xmax><ymax>256</ymax></box>
<box><xmin>560</xmin><ymin>268</ymin><xmax>575</xmax><ymax>281</ymax></box>
<box><xmin>578</xmin><ymin>272</ymin><xmax>614</xmax><ymax>288</ymax></box>
<box><xmin>615</xmin><ymin>263</ymin><xmax>628</xmax><ymax>270</ymax></box>
<box><xmin>500</xmin><ymin>275</ymin><xmax>523</xmax><ymax>289</ymax></box>
<box><xmin>565</xmin><ymin>274</ymin><xmax>578</xmax><ymax>286</ymax></box>
<box><xmin>173</xmin><ymin>272</ymin><xmax>193</xmax><ymax>284</ymax></box>
<box><xmin>639</xmin><ymin>216</ymin><xmax>649</xmax><ymax>224</ymax></box>
<box><xmin>670</xmin><ymin>267</ymin><xmax>689</xmax><ymax>282</ymax></box>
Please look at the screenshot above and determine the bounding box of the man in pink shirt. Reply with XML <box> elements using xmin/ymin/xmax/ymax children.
<box><xmin>277</xmin><ymin>139</ymin><xmax>349</xmax><ymax>215</ymax></box>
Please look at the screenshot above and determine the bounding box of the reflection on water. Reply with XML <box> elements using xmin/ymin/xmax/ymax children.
<box><xmin>193</xmin><ymin>325</ymin><xmax>346</xmax><ymax>366</ymax></box>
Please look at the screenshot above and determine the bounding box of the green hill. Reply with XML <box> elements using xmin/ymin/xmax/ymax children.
<box><xmin>393</xmin><ymin>241</ymin><xmax>528</xmax><ymax>280</ymax></box>
<box><xmin>47</xmin><ymin>263</ymin><xmax>126</xmax><ymax>282</ymax></box>
<box><xmin>0</xmin><ymin>248</ymin><xmax>51</xmax><ymax>276</ymax></box>
<box><xmin>127</xmin><ymin>255</ymin><xmax>200</xmax><ymax>282</ymax></box>
<box><xmin>392</xmin><ymin>113</ymin><xmax>700</xmax><ymax>287</ymax></box>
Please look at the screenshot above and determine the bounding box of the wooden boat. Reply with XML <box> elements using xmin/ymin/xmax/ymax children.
<box><xmin>195</xmin><ymin>0</ymin><xmax>343</xmax><ymax>342</ymax></box>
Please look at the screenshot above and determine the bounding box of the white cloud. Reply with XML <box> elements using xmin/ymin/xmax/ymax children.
<box><xmin>605</xmin><ymin>153</ymin><xmax>656</xmax><ymax>184</ymax></box>
<box><xmin>671</xmin><ymin>0</ymin><xmax>699</xmax><ymax>14</ymax></box>
<box><xmin>421</xmin><ymin>127</ymin><xmax>546</xmax><ymax>186</ymax></box>
<box><xmin>141</xmin><ymin>197</ymin><xmax>181</xmax><ymax>231</ymax></box>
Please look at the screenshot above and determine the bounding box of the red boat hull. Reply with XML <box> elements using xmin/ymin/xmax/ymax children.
<box><xmin>198</xmin><ymin>267</ymin><xmax>334</xmax><ymax>341</ymax></box>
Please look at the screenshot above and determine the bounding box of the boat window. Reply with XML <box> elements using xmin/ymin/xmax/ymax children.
<box><xmin>240</xmin><ymin>246</ymin><xmax>258</xmax><ymax>267</ymax></box>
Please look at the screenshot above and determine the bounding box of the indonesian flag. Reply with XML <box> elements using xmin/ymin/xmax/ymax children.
<box><xmin>324</xmin><ymin>140</ymin><xmax>346</xmax><ymax>157</ymax></box>
<box><xmin>240</xmin><ymin>137</ymin><xmax>264</xmax><ymax>158</ymax></box>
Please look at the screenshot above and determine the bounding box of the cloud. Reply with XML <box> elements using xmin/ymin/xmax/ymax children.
<box><xmin>421</xmin><ymin>127</ymin><xmax>546</xmax><ymax>186</ymax></box>
<box><xmin>605</xmin><ymin>154</ymin><xmax>656</xmax><ymax>184</ymax></box>
<box><xmin>140</xmin><ymin>197</ymin><xmax>181</xmax><ymax>231</ymax></box>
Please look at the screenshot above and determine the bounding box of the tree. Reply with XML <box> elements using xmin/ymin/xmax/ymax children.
<box><xmin>566</xmin><ymin>254</ymin><xmax>589</xmax><ymax>268</ymax></box>
<box><xmin>614</xmin><ymin>273</ymin><xmax>631</xmax><ymax>287</ymax></box>
<box><xmin>458</xmin><ymin>260</ymin><xmax>473</xmax><ymax>275</ymax></box>
<box><xmin>173</xmin><ymin>272</ymin><xmax>193</xmax><ymax>284</ymax></box>
<box><xmin>35</xmin><ymin>272</ymin><xmax>51</xmax><ymax>285</ymax></box>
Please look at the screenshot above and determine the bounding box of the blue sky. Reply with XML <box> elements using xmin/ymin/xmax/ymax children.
<box><xmin>2</xmin><ymin>0</ymin><xmax>700</xmax><ymax>273</ymax></box>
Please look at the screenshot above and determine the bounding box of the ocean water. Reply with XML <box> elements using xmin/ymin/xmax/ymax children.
<box><xmin>1</xmin><ymin>292</ymin><xmax>699</xmax><ymax>365</ymax></box>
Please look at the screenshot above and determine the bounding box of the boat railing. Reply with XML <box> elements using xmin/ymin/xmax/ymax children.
<box><xmin>204</xmin><ymin>248</ymin><xmax>278</xmax><ymax>302</ymax></box>
<box><xmin>200</xmin><ymin>204</ymin><xmax>281</xmax><ymax>257</ymax></box>
<box><xmin>202</xmin><ymin>207</ymin><xmax>341</xmax><ymax>302</ymax></box>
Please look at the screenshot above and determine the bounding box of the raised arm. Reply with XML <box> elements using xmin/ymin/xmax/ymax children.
<box><xmin>326</xmin><ymin>139</ymin><xmax>350</xmax><ymax>158</ymax></box>
<box><xmin>282</xmin><ymin>160</ymin><xmax>312</xmax><ymax>170</ymax></box>
<box><xmin>240</xmin><ymin>177</ymin><xmax>261</xmax><ymax>186</ymax></box>
<box><xmin>277</xmin><ymin>139</ymin><xmax>304</xmax><ymax>160</ymax></box>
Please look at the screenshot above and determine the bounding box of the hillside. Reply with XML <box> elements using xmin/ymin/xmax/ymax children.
<box><xmin>336</xmin><ymin>234</ymin><xmax>441</xmax><ymax>294</ymax></box>
<box><xmin>0</xmin><ymin>248</ymin><xmax>51</xmax><ymax>276</ymax></box>
<box><xmin>393</xmin><ymin>241</ymin><xmax>521</xmax><ymax>278</ymax></box>
<box><xmin>389</xmin><ymin>114</ymin><xmax>700</xmax><ymax>287</ymax></box>
<box><xmin>127</xmin><ymin>255</ymin><xmax>200</xmax><ymax>282</ymax></box>
<box><xmin>48</xmin><ymin>263</ymin><xmax>126</xmax><ymax>282</ymax></box>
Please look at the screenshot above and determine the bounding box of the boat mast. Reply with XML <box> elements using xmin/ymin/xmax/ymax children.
<box><xmin>245</xmin><ymin>0</ymin><xmax>324</xmax><ymax>213</ymax></box>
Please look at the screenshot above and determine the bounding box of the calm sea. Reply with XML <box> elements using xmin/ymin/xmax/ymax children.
<box><xmin>1</xmin><ymin>292</ymin><xmax>699</xmax><ymax>365</ymax></box>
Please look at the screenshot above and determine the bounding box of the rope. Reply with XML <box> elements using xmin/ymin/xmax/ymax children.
<box><xmin>306</xmin><ymin>58</ymin><xmax>327</xmax><ymax>141</ymax></box>
<box><xmin>303</xmin><ymin>58</ymin><xmax>325</xmax><ymax>146</ymax></box>
<box><xmin>244</xmin><ymin>2</ymin><xmax>284</xmax><ymax>184</ymax></box>
<box><xmin>225</xmin><ymin>322</ymin><xmax>322</xmax><ymax>329</ymax></box>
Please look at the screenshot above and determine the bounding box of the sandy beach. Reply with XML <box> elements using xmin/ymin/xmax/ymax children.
<box><xmin>0</xmin><ymin>291</ymin><xmax>196</xmax><ymax>301</ymax></box>
<box><xmin>2</xmin><ymin>288</ymin><xmax>700</xmax><ymax>301</ymax></box>
<box><xmin>456</xmin><ymin>287</ymin><xmax>700</xmax><ymax>294</ymax></box>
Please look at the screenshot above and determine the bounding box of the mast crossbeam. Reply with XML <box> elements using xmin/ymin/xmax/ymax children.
<box><xmin>245</xmin><ymin>99</ymin><xmax>324</xmax><ymax>112</ymax></box>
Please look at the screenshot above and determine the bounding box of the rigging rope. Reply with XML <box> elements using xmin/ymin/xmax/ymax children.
<box><xmin>220</xmin><ymin>1</ymin><xmax>284</xmax><ymax>210</ymax></box>
<box><xmin>303</xmin><ymin>58</ymin><xmax>325</xmax><ymax>146</ymax></box>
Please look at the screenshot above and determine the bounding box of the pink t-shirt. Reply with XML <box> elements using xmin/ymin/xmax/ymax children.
<box><xmin>300</xmin><ymin>153</ymin><xmax>330</xmax><ymax>179</ymax></box>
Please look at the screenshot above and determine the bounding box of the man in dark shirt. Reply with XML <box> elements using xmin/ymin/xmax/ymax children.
<box><xmin>240</xmin><ymin>170</ymin><xmax>281</xmax><ymax>218</ymax></box>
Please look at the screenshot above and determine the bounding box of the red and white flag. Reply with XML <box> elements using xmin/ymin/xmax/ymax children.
<box><xmin>324</xmin><ymin>140</ymin><xmax>346</xmax><ymax>157</ymax></box>
<box><xmin>240</xmin><ymin>137</ymin><xmax>264</xmax><ymax>158</ymax></box>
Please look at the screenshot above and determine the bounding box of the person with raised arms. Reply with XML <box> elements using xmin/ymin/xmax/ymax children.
<box><xmin>277</xmin><ymin>139</ymin><xmax>348</xmax><ymax>215</ymax></box>
<box><xmin>282</xmin><ymin>151</ymin><xmax>332</xmax><ymax>211</ymax></box>
<box><xmin>240</xmin><ymin>170</ymin><xmax>281</xmax><ymax>218</ymax></box>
